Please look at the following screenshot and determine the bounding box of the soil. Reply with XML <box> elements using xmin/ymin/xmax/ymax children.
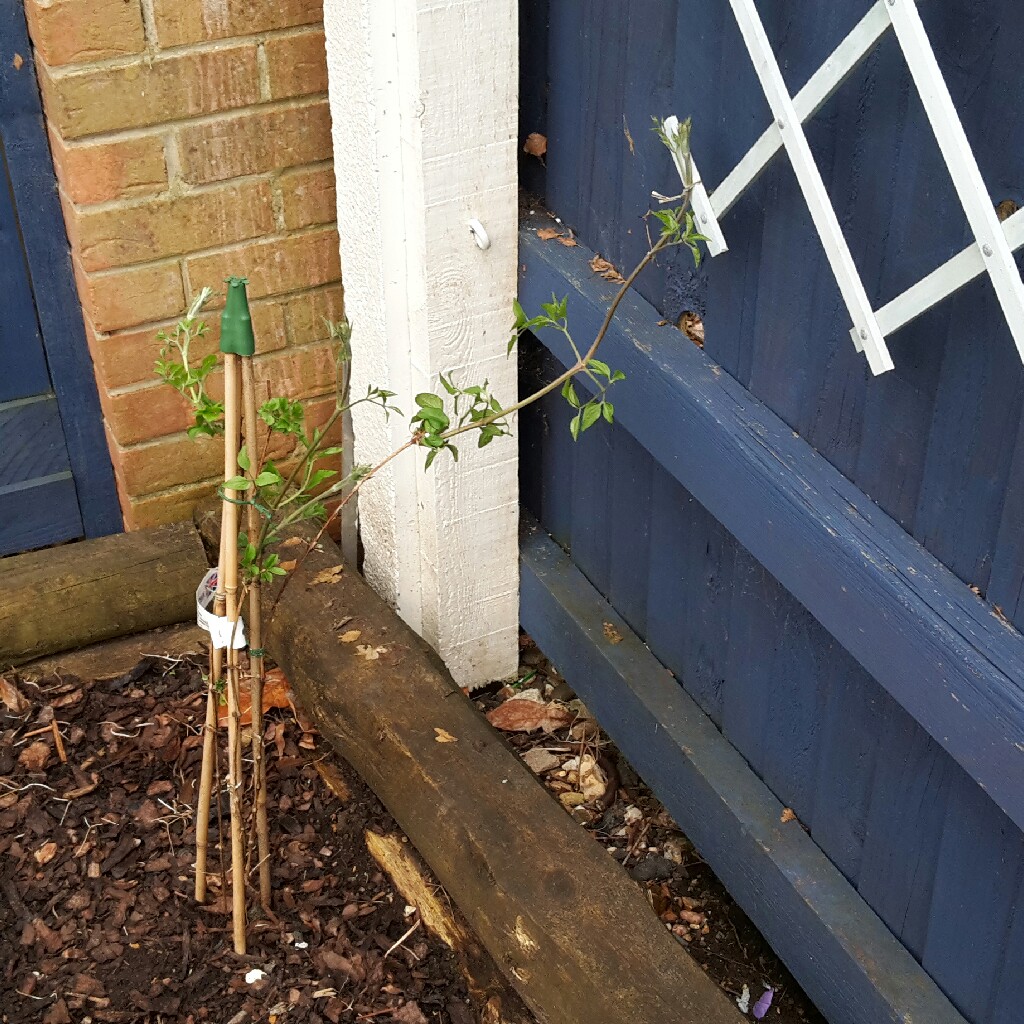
<box><xmin>0</xmin><ymin>650</ymin><xmax>479</xmax><ymax>1024</ymax></box>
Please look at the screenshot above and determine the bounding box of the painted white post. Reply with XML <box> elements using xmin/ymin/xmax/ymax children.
<box><xmin>323</xmin><ymin>0</ymin><xmax>520</xmax><ymax>687</ymax></box>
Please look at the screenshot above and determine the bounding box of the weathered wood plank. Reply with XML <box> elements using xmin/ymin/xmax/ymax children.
<box><xmin>225</xmin><ymin>511</ymin><xmax>741</xmax><ymax>1024</ymax></box>
<box><xmin>0</xmin><ymin>521</ymin><xmax>207</xmax><ymax>666</ymax></box>
<box><xmin>0</xmin><ymin>475</ymin><xmax>82</xmax><ymax>559</ymax></box>
<box><xmin>519</xmin><ymin>222</ymin><xmax>1024</xmax><ymax>835</ymax></box>
<box><xmin>520</xmin><ymin>515</ymin><xmax>967</xmax><ymax>1024</ymax></box>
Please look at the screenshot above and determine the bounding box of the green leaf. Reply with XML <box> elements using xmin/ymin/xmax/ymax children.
<box><xmin>415</xmin><ymin>392</ymin><xmax>444</xmax><ymax>410</ymax></box>
<box><xmin>602</xmin><ymin>401</ymin><xmax>615</xmax><ymax>424</ymax></box>
<box><xmin>581</xmin><ymin>402</ymin><xmax>602</xmax><ymax>432</ymax></box>
<box><xmin>439</xmin><ymin>374</ymin><xmax>459</xmax><ymax>396</ymax></box>
<box><xmin>237</xmin><ymin>447</ymin><xmax>251</xmax><ymax>472</ymax></box>
<box><xmin>224</xmin><ymin>476</ymin><xmax>248</xmax><ymax>491</ymax></box>
<box><xmin>307</xmin><ymin>468</ymin><xmax>337</xmax><ymax>489</ymax></box>
<box><xmin>569</xmin><ymin>412</ymin><xmax>582</xmax><ymax>441</ymax></box>
<box><xmin>561</xmin><ymin>379</ymin><xmax>580</xmax><ymax>408</ymax></box>
<box><xmin>588</xmin><ymin>358</ymin><xmax>610</xmax><ymax>378</ymax></box>
<box><xmin>424</xmin><ymin>449</ymin><xmax>438</xmax><ymax>470</ymax></box>
<box><xmin>254</xmin><ymin>470</ymin><xmax>280</xmax><ymax>487</ymax></box>
<box><xmin>610</xmin><ymin>370</ymin><xmax>626</xmax><ymax>382</ymax></box>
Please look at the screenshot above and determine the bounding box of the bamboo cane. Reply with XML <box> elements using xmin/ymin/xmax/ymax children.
<box><xmin>242</xmin><ymin>356</ymin><xmax>272</xmax><ymax>908</ymax></box>
<box><xmin>222</xmin><ymin>351</ymin><xmax>247</xmax><ymax>954</ymax></box>
<box><xmin>194</xmin><ymin>512</ymin><xmax>228</xmax><ymax>903</ymax></box>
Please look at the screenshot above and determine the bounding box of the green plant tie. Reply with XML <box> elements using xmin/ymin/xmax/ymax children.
<box><xmin>249</xmin><ymin>648</ymin><xmax>266</xmax><ymax>658</ymax></box>
<box><xmin>220</xmin><ymin>276</ymin><xmax>256</xmax><ymax>356</ymax></box>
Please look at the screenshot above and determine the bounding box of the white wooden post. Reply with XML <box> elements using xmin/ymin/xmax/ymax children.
<box><xmin>323</xmin><ymin>0</ymin><xmax>520</xmax><ymax>687</ymax></box>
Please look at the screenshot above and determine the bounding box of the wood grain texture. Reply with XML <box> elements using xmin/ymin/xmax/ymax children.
<box><xmin>520</xmin><ymin>515</ymin><xmax>967</xmax><ymax>1024</ymax></box>
<box><xmin>0</xmin><ymin>0</ymin><xmax>120</xmax><ymax>539</ymax></box>
<box><xmin>0</xmin><ymin>520</ymin><xmax>207</xmax><ymax>666</ymax></box>
<box><xmin>221</xmin><ymin>511</ymin><xmax>743</xmax><ymax>1024</ymax></box>
<box><xmin>519</xmin><ymin>223</ymin><xmax>1024</xmax><ymax>836</ymax></box>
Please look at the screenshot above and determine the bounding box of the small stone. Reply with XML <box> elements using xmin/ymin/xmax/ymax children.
<box><xmin>628</xmin><ymin>855</ymin><xmax>676</xmax><ymax>882</ymax></box>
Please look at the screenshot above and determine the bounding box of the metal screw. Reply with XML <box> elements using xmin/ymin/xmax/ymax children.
<box><xmin>777</xmin><ymin>118</ymin><xmax>785</xmax><ymax>130</ymax></box>
<box><xmin>887</xmin><ymin>0</ymin><xmax>895</xmax><ymax>7</ymax></box>
<box><xmin>983</xmin><ymin>244</ymin><xmax>994</xmax><ymax>257</ymax></box>
<box><xmin>700</xmin><ymin>214</ymin><xmax>708</xmax><ymax>225</ymax></box>
<box><xmin>859</xmin><ymin>329</ymin><xmax>868</xmax><ymax>341</ymax></box>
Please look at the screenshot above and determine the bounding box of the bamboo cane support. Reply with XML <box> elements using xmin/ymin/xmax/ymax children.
<box><xmin>222</xmin><ymin>352</ymin><xmax>247</xmax><ymax>954</ymax></box>
<box><xmin>242</xmin><ymin>356</ymin><xmax>272</xmax><ymax>908</ymax></box>
<box><xmin>194</xmin><ymin>512</ymin><xmax>228</xmax><ymax>903</ymax></box>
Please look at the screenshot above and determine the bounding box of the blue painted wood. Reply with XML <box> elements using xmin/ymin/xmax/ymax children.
<box><xmin>519</xmin><ymin>223</ymin><xmax>1024</xmax><ymax>838</ymax></box>
<box><xmin>988</xmin><ymin>411</ymin><xmax>1024</xmax><ymax>629</ymax></box>
<box><xmin>0</xmin><ymin>475</ymin><xmax>82</xmax><ymax>556</ymax></box>
<box><xmin>989</xmin><ymin>869</ymin><xmax>1024</xmax><ymax>1024</ymax></box>
<box><xmin>922</xmin><ymin>774</ymin><xmax>1024</xmax><ymax>1023</ymax></box>
<box><xmin>520</xmin><ymin>515</ymin><xmax>968</xmax><ymax>1024</ymax></box>
<box><xmin>0</xmin><ymin>0</ymin><xmax>120</xmax><ymax>540</ymax></box>
<box><xmin>857</xmin><ymin>706</ymin><xmax>954</xmax><ymax>961</ymax></box>
<box><xmin>569</xmin><ymin>400</ymin><xmax>613</xmax><ymax>596</ymax></box>
<box><xmin>0</xmin><ymin>151</ymin><xmax>50</xmax><ymax>404</ymax></box>
<box><xmin>0</xmin><ymin>396</ymin><xmax>73</xmax><ymax>486</ymax></box>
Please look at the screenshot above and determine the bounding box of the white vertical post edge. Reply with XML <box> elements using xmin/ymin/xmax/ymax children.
<box><xmin>323</xmin><ymin>0</ymin><xmax>520</xmax><ymax>687</ymax></box>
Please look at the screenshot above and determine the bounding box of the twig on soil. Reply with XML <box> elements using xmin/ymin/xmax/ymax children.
<box><xmin>383</xmin><ymin>918</ymin><xmax>422</xmax><ymax>961</ymax></box>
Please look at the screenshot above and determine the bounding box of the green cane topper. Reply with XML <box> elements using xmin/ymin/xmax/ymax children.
<box><xmin>220</xmin><ymin>276</ymin><xmax>256</xmax><ymax>356</ymax></box>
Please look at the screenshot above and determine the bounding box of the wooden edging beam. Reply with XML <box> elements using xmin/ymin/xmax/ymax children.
<box><xmin>0</xmin><ymin>521</ymin><xmax>208</xmax><ymax>668</ymax></box>
<box><xmin>519</xmin><ymin>515</ymin><xmax>966</xmax><ymax>1024</ymax></box>
<box><xmin>519</xmin><ymin>222</ymin><xmax>1024</xmax><ymax>835</ymax></box>
<box><xmin>195</xmin><ymin>507</ymin><xmax>740</xmax><ymax>1024</ymax></box>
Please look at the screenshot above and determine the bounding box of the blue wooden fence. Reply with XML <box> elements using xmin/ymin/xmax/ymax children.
<box><xmin>517</xmin><ymin>3</ymin><xmax>1024</xmax><ymax>1023</ymax></box>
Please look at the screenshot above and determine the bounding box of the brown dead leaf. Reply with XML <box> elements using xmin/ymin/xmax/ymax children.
<box><xmin>780</xmin><ymin>807</ymin><xmax>797</xmax><ymax>824</ymax></box>
<box><xmin>678</xmin><ymin>311</ymin><xmax>705</xmax><ymax>349</ymax></box>
<box><xmin>12</xmin><ymin>53</ymin><xmax>24</xmax><ymax>71</ymax></box>
<box><xmin>339</xmin><ymin>630</ymin><xmax>362</xmax><ymax>643</ymax></box>
<box><xmin>218</xmin><ymin>668</ymin><xmax>291</xmax><ymax>726</ymax></box>
<box><xmin>310</xmin><ymin>565</ymin><xmax>345</xmax><ymax>586</ymax></box>
<box><xmin>558</xmin><ymin>236</ymin><xmax>579</xmax><ymax>247</ymax></box>
<box><xmin>280</xmin><ymin>536</ymin><xmax>304</xmax><ymax>548</ymax></box>
<box><xmin>523</xmin><ymin>132</ymin><xmax>547</xmax><ymax>158</ymax></box>
<box><xmin>434</xmin><ymin>728</ymin><xmax>458</xmax><ymax>744</ymax></box>
<box><xmin>486</xmin><ymin>696</ymin><xmax>574</xmax><ymax>734</ymax></box>
<box><xmin>0</xmin><ymin>675</ymin><xmax>29</xmax><ymax>715</ymax></box>
<box><xmin>537</xmin><ymin>227</ymin><xmax>561</xmax><ymax>240</ymax></box>
<box><xmin>589</xmin><ymin>254</ymin><xmax>625</xmax><ymax>284</ymax></box>
<box><xmin>34</xmin><ymin>842</ymin><xmax>58</xmax><ymax>866</ymax></box>
<box><xmin>279</xmin><ymin>559</ymin><xmax>298</xmax><ymax>572</ymax></box>
<box><xmin>602</xmin><ymin>621</ymin><xmax>623</xmax><ymax>644</ymax></box>
<box><xmin>355</xmin><ymin>644</ymin><xmax>388</xmax><ymax>661</ymax></box>
<box><xmin>18</xmin><ymin>739</ymin><xmax>50</xmax><ymax>772</ymax></box>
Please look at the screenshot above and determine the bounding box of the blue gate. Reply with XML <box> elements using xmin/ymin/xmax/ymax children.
<box><xmin>0</xmin><ymin>0</ymin><xmax>119</xmax><ymax>556</ymax></box>
<box><xmin>518</xmin><ymin>3</ymin><xmax>1024</xmax><ymax>1024</ymax></box>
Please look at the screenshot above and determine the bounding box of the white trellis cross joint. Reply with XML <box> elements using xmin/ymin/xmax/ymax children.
<box><xmin>687</xmin><ymin>0</ymin><xmax>1024</xmax><ymax>376</ymax></box>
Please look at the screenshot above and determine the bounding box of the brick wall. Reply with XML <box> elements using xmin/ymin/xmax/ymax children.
<box><xmin>25</xmin><ymin>0</ymin><xmax>343</xmax><ymax>529</ymax></box>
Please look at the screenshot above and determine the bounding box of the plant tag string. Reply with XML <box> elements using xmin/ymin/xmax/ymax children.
<box><xmin>196</xmin><ymin>568</ymin><xmax>247</xmax><ymax>649</ymax></box>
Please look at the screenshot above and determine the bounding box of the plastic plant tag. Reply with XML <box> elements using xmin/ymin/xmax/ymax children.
<box><xmin>196</xmin><ymin>568</ymin><xmax>247</xmax><ymax>649</ymax></box>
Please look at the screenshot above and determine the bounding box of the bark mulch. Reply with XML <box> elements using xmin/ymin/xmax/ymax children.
<box><xmin>0</xmin><ymin>654</ymin><xmax>477</xmax><ymax>1024</ymax></box>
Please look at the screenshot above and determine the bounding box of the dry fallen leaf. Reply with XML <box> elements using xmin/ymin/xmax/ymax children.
<box><xmin>280</xmin><ymin>536</ymin><xmax>304</xmax><ymax>548</ymax></box>
<box><xmin>355</xmin><ymin>644</ymin><xmax>388</xmax><ymax>661</ymax></box>
<box><xmin>434</xmin><ymin>727</ymin><xmax>458</xmax><ymax>744</ymax></box>
<box><xmin>780</xmin><ymin>807</ymin><xmax>797</xmax><ymax>824</ymax></box>
<box><xmin>0</xmin><ymin>675</ymin><xmax>29</xmax><ymax>715</ymax></box>
<box><xmin>589</xmin><ymin>254</ymin><xmax>625</xmax><ymax>284</ymax></box>
<box><xmin>602</xmin><ymin>621</ymin><xmax>623</xmax><ymax>644</ymax></box>
<box><xmin>678</xmin><ymin>311</ymin><xmax>705</xmax><ymax>349</ymax></box>
<box><xmin>217</xmin><ymin>667</ymin><xmax>292</xmax><ymax>726</ymax></box>
<box><xmin>486</xmin><ymin>696</ymin><xmax>574</xmax><ymax>734</ymax></box>
<box><xmin>310</xmin><ymin>564</ymin><xmax>345</xmax><ymax>586</ymax></box>
<box><xmin>523</xmin><ymin>132</ymin><xmax>547</xmax><ymax>158</ymax></box>
<box><xmin>522</xmin><ymin>748</ymin><xmax>561</xmax><ymax>774</ymax></box>
<box><xmin>558</xmin><ymin>236</ymin><xmax>578</xmax><ymax>247</ymax></box>
<box><xmin>537</xmin><ymin>227</ymin><xmax>561</xmax><ymax>240</ymax></box>
<box><xmin>279</xmin><ymin>559</ymin><xmax>298</xmax><ymax>572</ymax></box>
<box><xmin>18</xmin><ymin>739</ymin><xmax>51</xmax><ymax>772</ymax></box>
<box><xmin>339</xmin><ymin>629</ymin><xmax>362</xmax><ymax>644</ymax></box>
<box><xmin>12</xmin><ymin>53</ymin><xmax>24</xmax><ymax>71</ymax></box>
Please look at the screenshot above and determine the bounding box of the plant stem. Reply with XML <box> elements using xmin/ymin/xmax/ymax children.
<box><xmin>242</xmin><ymin>356</ymin><xmax>271</xmax><ymax>911</ymax></box>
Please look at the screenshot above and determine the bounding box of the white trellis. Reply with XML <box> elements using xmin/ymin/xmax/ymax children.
<box><xmin>688</xmin><ymin>0</ymin><xmax>1024</xmax><ymax>376</ymax></box>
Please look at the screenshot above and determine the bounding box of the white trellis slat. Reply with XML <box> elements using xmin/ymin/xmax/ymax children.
<box><xmin>691</xmin><ymin>0</ymin><xmax>1024</xmax><ymax>375</ymax></box>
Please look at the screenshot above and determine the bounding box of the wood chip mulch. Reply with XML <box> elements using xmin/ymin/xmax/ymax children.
<box><xmin>0</xmin><ymin>655</ymin><xmax>476</xmax><ymax>1024</ymax></box>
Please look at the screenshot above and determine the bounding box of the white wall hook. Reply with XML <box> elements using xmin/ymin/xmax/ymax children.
<box><xmin>468</xmin><ymin>218</ymin><xmax>491</xmax><ymax>250</ymax></box>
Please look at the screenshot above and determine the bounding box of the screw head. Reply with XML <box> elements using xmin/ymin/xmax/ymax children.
<box><xmin>983</xmin><ymin>243</ymin><xmax>994</xmax><ymax>257</ymax></box>
<box><xmin>859</xmin><ymin>329</ymin><xmax>868</xmax><ymax>341</ymax></box>
<box><xmin>777</xmin><ymin>118</ymin><xmax>785</xmax><ymax>130</ymax></box>
<box><xmin>887</xmin><ymin>0</ymin><xmax>895</xmax><ymax>6</ymax></box>
<box><xmin>700</xmin><ymin>214</ymin><xmax>708</xmax><ymax>224</ymax></box>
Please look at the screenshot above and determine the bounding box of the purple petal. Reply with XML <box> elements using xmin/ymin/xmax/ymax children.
<box><xmin>752</xmin><ymin>989</ymin><xmax>774</xmax><ymax>1020</ymax></box>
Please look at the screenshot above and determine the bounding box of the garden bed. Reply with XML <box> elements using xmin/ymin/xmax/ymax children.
<box><xmin>0</xmin><ymin>648</ymin><xmax>482</xmax><ymax>1024</ymax></box>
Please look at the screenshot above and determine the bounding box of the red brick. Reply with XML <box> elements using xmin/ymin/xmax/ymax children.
<box><xmin>38</xmin><ymin>44</ymin><xmax>260</xmax><ymax>140</ymax></box>
<box><xmin>279</xmin><ymin>164</ymin><xmax>336</xmax><ymax>230</ymax></box>
<box><xmin>185</xmin><ymin>228</ymin><xmax>340</xmax><ymax>301</ymax></box>
<box><xmin>281</xmin><ymin>282</ymin><xmax>345</xmax><ymax>347</ymax></box>
<box><xmin>264</xmin><ymin>30</ymin><xmax>328</xmax><ymax>100</ymax></box>
<box><xmin>50</xmin><ymin>131</ymin><xmax>167</xmax><ymax>205</ymax></box>
<box><xmin>70</xmin><ymin>180</ymin><xmax>274</xmax><ymax>272</ymax></box>
<box><xmin>123</xmin><ymin>480</ymin><xmax>220</xmax><ymax>530</ymax></box>
<box><xmin>76</xmin><ymin>261</ymin><xmax>185</xmax><ymax>333</ymax></box>
<box><xmin>101</xmin><ymin>381</ymin><xmax>195</xmax><ymax>446</ymax></box>
<box><xmin>152</xmin><ymin>0</ymin><xmax>322</xmax><ymax>48</ymax></box>
<box><xmin>176</xmin><ymin>100</ymin><xmax>333</xmax><ymax>185</ymax></box>
<box><xmin>253</xmin><ymin>342</ymin><xmax>339</xmax><ymax>403</ymax></box>
<box><xmin>25</xmin><ymin>0</ymin><xmax>145</xmax><ymax>67</ymax></box>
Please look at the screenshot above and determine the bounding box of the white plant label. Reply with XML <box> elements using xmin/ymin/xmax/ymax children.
<box><xmin>196</xmin><ymin>568</ymin><xmax>247</xmax><ymax>650</ymax></box>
